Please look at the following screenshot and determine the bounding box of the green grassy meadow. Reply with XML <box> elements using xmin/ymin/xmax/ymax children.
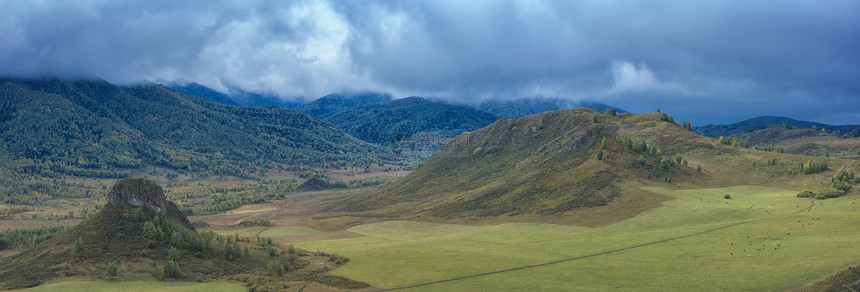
<box><xmin>286</xmin><ymin>186</ymin><xmax>860</xmax><ymax>291</ymax></box>
<box><xmin>19</xmin><ymin>280</ymin><xmax>244</xmax><ymax>292</ymax></box>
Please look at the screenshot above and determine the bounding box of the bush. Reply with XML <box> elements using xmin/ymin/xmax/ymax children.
<box><xmin>796</xmin><ymin>190</ymin><xmax>816</xmax><ymax>198</ymax></box>
<box><xmin>105</xmin><ymin>262</ymin><xmax>118</xmax><ymax>279</ymax></box>
<box><xmin>163</xmin><ymin>260</ymin><xmax>181</xmax><ymax>278</ymax></box>
<box><xmin>168</xmin><ymin>247</ymin><xmax>180</xmax><ymax>261</ymax></box>
<box><xmin>154</xmin><ymin>265</ymin><xmax>165</xmax><ymax>280</ymax></box>
<box><xmin>155</xmin><ymin>260</ymin><xmax>181</xmax><ymax>280</ymax></box>
<box><xmin>268</xmin><ymin>261</ymin><xmax>284</xmax><ymax>277</ymax></box>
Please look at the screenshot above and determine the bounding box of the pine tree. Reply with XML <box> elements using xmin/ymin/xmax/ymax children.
<box><xmin>597</xmin><ymin>150</ymin><xmax>604</xmax><ymax>161</ymax></box>
<box><xmin>601</xmin><ymin>137</ymin><xmax>607</xmax><ymax>149</ymax></box>
<box><xmin>696</xmin><ymin>164</ymin><xmax>702</xmax><ymax>173</ymax></box>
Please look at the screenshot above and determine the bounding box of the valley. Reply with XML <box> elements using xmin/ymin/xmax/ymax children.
<box><xmin>2</xmin><ymin>80</ymin><xmax>859</xmax><ymax>291</ymax></box>
<box><xmin>194</xmin><ymin>184</ymin><xmax>859</xmax><ymax>291</ymax></box>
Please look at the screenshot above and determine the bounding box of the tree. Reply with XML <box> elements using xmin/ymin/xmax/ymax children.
<box><xmin>168</xmin><ymin>247</ymin><xmax>180</xmax><ymax>261</ymax></box>
<box><xmin>634</xmin><ymin>155</ymin><xmax>647</xmax><ymax>167</ymax></box>
<box><xmin>601</xmin><ymin>137</ymin><xmax>607</xmax><ymax>149</ymax></box>
<box><xmin>163</xmin><ymin>260</ymin><xmax>181</xmax><ymax>278</ymax></box>
<box><xmin>170</xmin><ymin>231</ymin><xmax>183</xmax><ymax>248</ymax></box>
<box><xmin>133</xmin><ymin>207</ymin><xmax>146</xmax><ymax>222</ymax></box>
<box><xmin>74</xmin><ymin>237</ymin><xmax>83</xmax><ymax>254</ymax></box>
<box><xmin>696</xmin><ymin>164</ymin><xmax>702</xmax><ymax>173</ymax></box>
<box><xmin>597</xmin><ymin>150</ymin><xmax>604</xmax><ymax>160</ymax></box>
<box><xmin>143</xmin><ymin>221</ymin><xmax>159</xmax><ymax>241</ymax></box>
<box><xmin>105</xmin><ymin>262</ymin><xmax>118</xmax><ymax>279</ymax></box>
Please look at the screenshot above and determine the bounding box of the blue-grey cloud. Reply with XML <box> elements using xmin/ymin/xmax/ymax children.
<box><xmin>1</xmin><ymin>0</ymin><xmax>858</xmax><ymax>124</ymax></box>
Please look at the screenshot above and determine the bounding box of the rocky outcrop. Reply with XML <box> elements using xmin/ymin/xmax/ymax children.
<box><xmin>108</xmin><ymin>178</ymin><xmax>194</xmax><ymax>230</ymax></box>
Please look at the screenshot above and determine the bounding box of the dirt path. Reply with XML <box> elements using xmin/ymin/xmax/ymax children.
<box><xmin>379</xmin><ymin>198</ymin><xmax>818</xmax><ymax>291</ymax></box>
<box><xmin>826</xmin><ymin>162</ymin><xmax>851</xmax><ymax>187</ymax></box>
<box><xmin>255</xmin><ymin>206</ymin><xmax>284</xmax><ymax>238</ymax></box>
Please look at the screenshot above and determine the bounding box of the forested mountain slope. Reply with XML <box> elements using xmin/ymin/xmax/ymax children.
<box><xmin>0</xmin><ymin>78</ymin><xmax>392</xmax><ymax>202</ymax></box>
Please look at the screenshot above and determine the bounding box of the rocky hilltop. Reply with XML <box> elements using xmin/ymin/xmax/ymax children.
<box><xmin>108</xmin><ymin>178</ymin><xmax>194</xmax><ymax>230</ymax></box>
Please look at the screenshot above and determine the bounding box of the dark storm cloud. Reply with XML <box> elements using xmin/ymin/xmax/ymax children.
<box><xmin>1</xmin><ymin>0</ymin><xmax>858</xmax><ymax>124</ymax></box>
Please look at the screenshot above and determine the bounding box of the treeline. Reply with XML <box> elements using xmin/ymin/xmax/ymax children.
<box><xmin>326</xmin><ymin>176</ymin><xmax>400</xmax><ymax>189</ymax></box>
<box><xmin>718</xmin><ymin>136</ymin><xmax>751</xmax><ymax>148</ymax></box>
<box><xmin>173</xmin><ymin>179</ymin><xmax>298</xmax><ymax>216</ymax></box>
<box><xmin>0</xmin><ymin>226</ymin><xmax>68</xmax><ymax>250</ymax></box>
<box><xmin>719</xmin><ymin>136</ymin><xmax>789</xmax><ymax>153</ymax></box>
<box><xmin>0</xmin><ymin>166</ymin><xmax>97</xmax><ymax>205</ymax></box>
<box><xmin>798</xmin><ymin>170</ymin><xmax>856</xmax><ymax>199</ymax></box>
<box><xmin>799</xmin><ymin>159</ymin><xmax>828</xmax><ymax>175</ymax></box>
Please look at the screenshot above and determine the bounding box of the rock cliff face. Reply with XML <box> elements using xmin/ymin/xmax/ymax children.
<box><xmin>108</xmin><ymin>178</ymin><xmax>194</xmax><ymax>230</ymax></box>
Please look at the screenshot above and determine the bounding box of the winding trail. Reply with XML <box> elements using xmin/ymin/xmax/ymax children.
<box><xmin>378</xmin><ymin>197</ymin><xmax>817</xmax><ymax>291</ymax></box>
<box><xmin>255</xmin><ymin>206</ymin><xmax>284</xmax><ymax>238</ymax></box>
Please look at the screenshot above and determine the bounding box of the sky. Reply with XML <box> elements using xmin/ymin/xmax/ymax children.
<box><xmin>1</xmin><ymin>0</ymin><xmax>858</xmax><ymax>125</ymax></box>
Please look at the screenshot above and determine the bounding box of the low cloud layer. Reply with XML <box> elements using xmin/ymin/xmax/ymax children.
<box><xmin>1</xmin><ymin>0</ymin><xmax>858</xmax><ymax>124</ymax></box>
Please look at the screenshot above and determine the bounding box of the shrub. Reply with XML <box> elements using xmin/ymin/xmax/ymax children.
<box><xmin>73</xmin><ymin>237</ymin><xmax>83</xmax><ymax>254</ymax></box>
<box><xmin>154</xmin><ymin>264</ymin><xmax>165</xmax><ymax>280</ymax></box>
<box><xmin>268</xmin><ymin>261</ymin><xmax>284</xmax><ymax>277</ymax></box>
<box><xmin>796</xmin><ymin>190</ymin><xmax>815</xmax><ymax>198</ymax></box>
<box><xmin>105</xmin><ymin>262</ymin><xmax>118</xmax><ymax>279</ymax></box>
<box><xmin>163</xmin><ymin>260</ymin><xmax>181</xmax><ymax>278</ymax></box>
<box><xmin>168</xmin><ymin>247</ymin><xmax>180</xmax><ymax>261</ymax></box>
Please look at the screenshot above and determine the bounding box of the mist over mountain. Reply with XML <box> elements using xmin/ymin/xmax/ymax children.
<box><xmin>166</xmin><ymin>81</ymin><xmax>305</xmax><ymax>108</ymax></box>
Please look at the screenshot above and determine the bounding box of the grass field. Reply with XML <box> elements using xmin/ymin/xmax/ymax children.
<box><xmin>286</xmin><ymin>186</ymin><xmax>860</xmax><ymax>291</ymax></box>
<box><xmin>211</xmin><ymin>225</ymin><xmax>321</xmax><ymax>238</ymax></box>
<box><xmin>19</xmin><ymin>280</ymin><xmax>243</xmax><ymax>292</ymax></box>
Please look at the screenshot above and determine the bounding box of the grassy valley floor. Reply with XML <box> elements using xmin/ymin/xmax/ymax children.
<box><xmin>18</xmin><ymin>280</ymin><xmax>244</xmax><ymax>291</ymax></box>
<box><xmin>244</xmin><ymin>186</ymin><xmax>860</xmax><ymax>291</ymax></box>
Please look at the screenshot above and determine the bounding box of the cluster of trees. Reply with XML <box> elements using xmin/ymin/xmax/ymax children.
<box><xmin>681</xmin><ymin>121</ymin><xmax>693</xmax><ymax>131</ymax></box>
<box><xmin>718</xmin><ymin>136</ymin><xmax>751</xmax><ymax>148</ymax></box>
<box><xmin>659</xmin><ymin>113</ymin><xmax>676</xmax><ymax>124</ymax></box>
<box><xmin>604</xmin><ymin>108</ymin><xmax>618</xmax><ymax>116</ymax></box>
<box><xmin>616</xmin><ymin>134</ymin><xmax>691</xmax><ymax>173</ymax></box>
<box><xmin>753</xmin><ymin>145</ymin><xmax>785</xmax><ymax>153</ymax></box>
<box><xmin>797</xmin><ymin>170</ymin><xmax>855</xmax><ymax>199</ymax></box>
<box><xmin>180</xmin><ymin>191</ymin><xmax>283</xmax><ymax>216</ymax></box>
<box><xmin>0</xmin><ymin>226</ymin><xmax>68</xmax><ymax>250</ymax></box>
<box><xmin>799</xmin><ymin>159</ymin><xmax>828</xmax><ymax>174</ymax></box>
<box><xmin>153</xmin><ymin>260</ymin><xmax>181</xmax><ymax>280</ymax></box>
<box><xmin>135</xmin><ymin>209</ymin><xmax>225</xmax><ymax>259</ymax></box>
<box><xmin>617</xmin><ymin>135</ymin><xmax>662</xmax><ymax>157</ymax></box>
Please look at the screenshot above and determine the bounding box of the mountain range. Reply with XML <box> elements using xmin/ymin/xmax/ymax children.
<box><xmin>0</xmin><ymin>78</ymin><xmax>393</xmax><ymax>203</ymax></box>
<box><xmin>695</xmin><ymin>116</ymin><xmax>860</xmax><ymax>138</ymax></box>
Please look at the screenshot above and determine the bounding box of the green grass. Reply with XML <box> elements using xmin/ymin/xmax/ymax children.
<box><xmin>212</xmin><ymin>225</ymin><xmax>320</xmax><ymax>238</ymax></box>
<box><xmin>20</xmin><ymin>280</ymin><xmax>244</xmax><ymax>292</ymax></box>
<box><xmin>289</xmin><ymin>186</ymin><xmax>860</xmax><ymax>291</ymax></box>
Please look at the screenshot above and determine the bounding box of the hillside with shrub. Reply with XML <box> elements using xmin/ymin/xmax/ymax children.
<box><xmin>332</xmin><ymin>108</ymin><xmax>857</xmax><ymax>223</ymax></box>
